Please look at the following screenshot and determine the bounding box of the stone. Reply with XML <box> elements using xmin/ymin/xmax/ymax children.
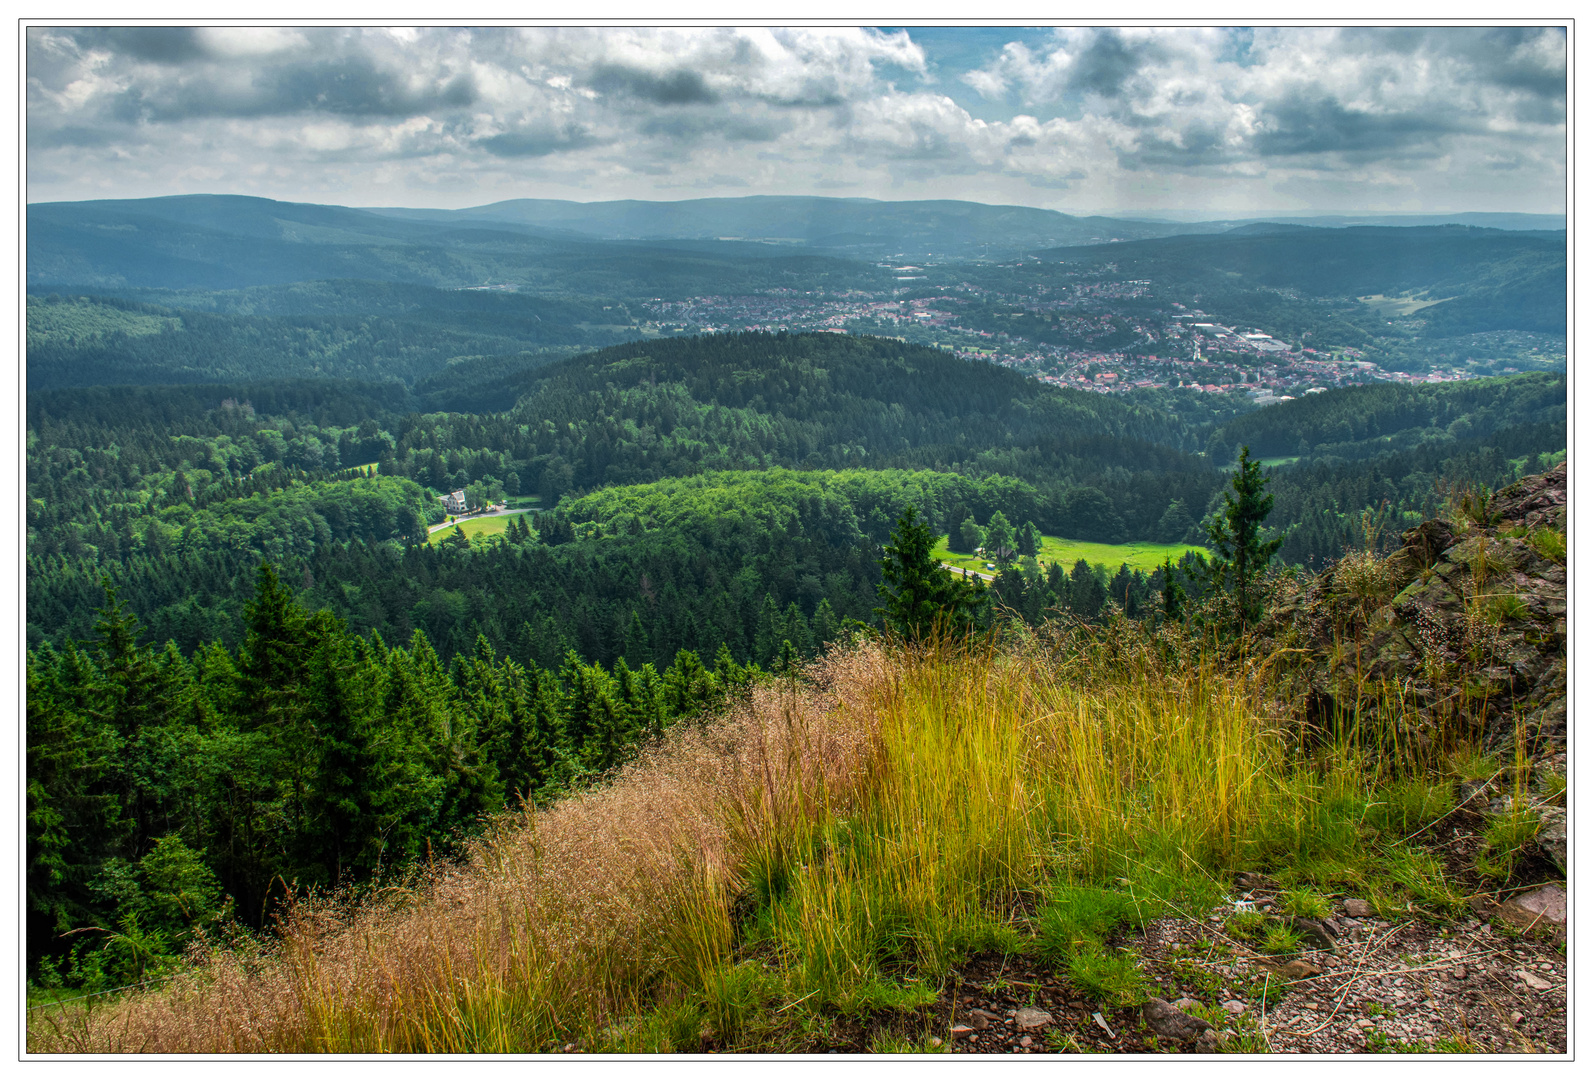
<box><xmin>1194</xmin><ymin>1029</ymin><xmax>1222</xmax><ymax>1054</ymax></box>
<box><xmin>1515</xmin><ymin>969</ymin><xmax>1552</xmax><ymax>992</ymax></box>
<box><xmin>1290</xmin><ymin>917</ymin><xmax>1339</xmax><ymax>952</ymax></box>
<box><xmin>951</xmin><ymin>1025</ymin><xmax>976</xmax><ymax>1040</ymax></box>
<box><xmin>1510</xmin><ymin>1012</ymin><xmax>1526</xmax><ymax>1026</ymax></box>
<box><xmin>1014</xmin><ymin>1008</ymin><xmax>1053</xmax><ymax>1031</ymax></box>
<box><xmin>1536</xmin><ymin>808</ymin><xmax>1567</xmax><ymax>875</ymax></box>
<box><xmin>928</xmin><ymin>1037</ymin><xmax>943</xmax><ymax>1048</ymax></box>
<box><xmin>1497</xmin><ymin>884</ymin><xmax>1567</xmax><ymax>935</ymax></box>
<box><xmin>1019</xmin><ymin>1036</ymin><xmax>1032</xmax><ymax>1048</ymax></box>
<box><xmin>1143</xmin><ymin>998</ymin><xmax>1212</xmax><ymax>1044</ymax></box>
<box><xmin>1171</xmin><ymin>997</ymin><xmax>1200</xmax><ymax>1011</ymax></box>
<box><xmin>1343</xmin><ymin>898</ymin><xmax>1373</xmax><ymax>918</ymax></box>
<box><xmin>1222</xmin><ymin>1000</ymin><xmax>1248</xmax><ymax>1016</ymax></box>
<box><xmin>965</xmin><ymin>1011</ymin><xmax>991</xmax><ymax>1031</ymax></box>
<box><xmin>1450</xmin><ymin>966</ymin><xmax>1468</xmax><ymax>980</ymax></box>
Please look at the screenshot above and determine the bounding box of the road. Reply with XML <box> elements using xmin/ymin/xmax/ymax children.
<box><xmin>427</xmin><ymin>507</ymin><xmax>537</xmax><ymax>535</ymax></box>
<box><xmin>941</xmin><ymin>561</ymin><xmax>996</xmax><ymax>582</ymax></box>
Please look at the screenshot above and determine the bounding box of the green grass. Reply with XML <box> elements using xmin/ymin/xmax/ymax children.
<box><xmin>34</xmin><ymin>626</ymin><xmax>1513</xmax><ymax>1054</ymax></box>
<box><xmin>933</xmin><ymin>535</ymin><xmax>1208</xmax><ymax>576</ymax></box>
<box><xmin>1257</xmin><ymin>456</ymin><xmax>1300</xmax><ymax>468</ymax></box>
<box><xmin>425</xmin><ymin>513</ymin><xmax>531</xmax><ymax>546</ymax></box>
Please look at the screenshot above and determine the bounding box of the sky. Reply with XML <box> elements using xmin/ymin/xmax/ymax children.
<box><xmin>24</xmin><ymin>23</ymin><xmax>1569</xmax><ymax>217</ymax></box>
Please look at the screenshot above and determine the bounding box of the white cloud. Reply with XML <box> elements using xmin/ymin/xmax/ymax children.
<box><xmin>23</xmin><ymin>25</ymin><xmax>1567</xmax><ymax>214</ymax></box>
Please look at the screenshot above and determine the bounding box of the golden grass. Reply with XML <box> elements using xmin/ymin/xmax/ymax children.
<box><xmin>31</xmin><ymin>625</ymin><xmax>1409</xmax><ymax>1054</ymax></box>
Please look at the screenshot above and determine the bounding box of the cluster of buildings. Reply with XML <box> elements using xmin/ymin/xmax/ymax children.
<box><xmin>637</xmin><ymin>280</ymin><xmax>1482</xmax><ymax>398</ymax></box>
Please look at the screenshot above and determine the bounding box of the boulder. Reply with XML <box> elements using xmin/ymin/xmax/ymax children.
<box><xmin>1143</xmin><ymin>998</ymin><xmax>1212</xmax><ymax>1044</ymax></box>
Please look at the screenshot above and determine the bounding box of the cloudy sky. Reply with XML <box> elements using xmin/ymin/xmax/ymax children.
<box><xmin>25</xmin><ymin>23</ymin><xmax>1568</xmax><ymax>216</ymax></box>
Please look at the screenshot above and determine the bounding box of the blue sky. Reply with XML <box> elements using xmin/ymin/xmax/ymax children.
<box><xmin>26</xmin><ymin>24</ymin><xmax>1568</xmax><ymax>216</ymax></box>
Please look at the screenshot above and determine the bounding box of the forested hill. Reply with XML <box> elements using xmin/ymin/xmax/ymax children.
<box><xmin>1039</xmin><ymin>225</ymin><xmax>1566</xmax><ymax>339</ymax></box>
<box><xmin>1210</xmin><ymin>373</ymin><xmax>1566</xmax><ymax>462</ymax></box>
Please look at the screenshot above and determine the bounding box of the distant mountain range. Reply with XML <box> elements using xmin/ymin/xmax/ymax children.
<box><xmin>27</xmin><ymin>194</ymin><xmax>1566</xmax><ymax>321</ymax></box>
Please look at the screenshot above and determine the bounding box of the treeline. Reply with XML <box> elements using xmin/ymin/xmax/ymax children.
<box><xmin>27</xmin><ymin>566</ymin><xmax>767</xmax><ymax>988</ymax></box>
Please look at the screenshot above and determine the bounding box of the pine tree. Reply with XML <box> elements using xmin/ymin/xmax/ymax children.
<box><xmin>875</xmin><ymin>506</ymin><xmax>986</xmax><ymax>641</ymax></box>
<box><xmin>1205</xmin><ymin>446</ymin><xmax>1285</xmax><ymax>630</ymax></box>
<box><xmin>1018</xmin><ymin>521</ymin><xmax>1042</xmax><ymax>558</ymax></box>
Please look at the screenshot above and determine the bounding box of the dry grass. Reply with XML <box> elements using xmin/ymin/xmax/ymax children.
<box><xmin>31</xmin><ymin>624</ymin><xmax>1431</xmax><ymax>1054</ymax></box>
<box><xmin>31</xmin><ymin>648</ymin><xmax>889</xmax><ymax>1053</ymax></box>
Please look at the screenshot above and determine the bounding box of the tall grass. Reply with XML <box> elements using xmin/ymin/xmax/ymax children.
<box><xmin>30</xmin><ymin>623</ymin><xmax>1448</xmax><ymax>1054</ymax></box>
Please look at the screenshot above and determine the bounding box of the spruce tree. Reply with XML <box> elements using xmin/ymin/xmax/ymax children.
<box><xmin>1205</xmin><ymin>446</ymin><xmax>1284</xmax><ymax>630</ymax></box>
<box><xmin>875</xmin><ymin>506</ymin><xmax>985</xmax><ymax>641</ymax></box>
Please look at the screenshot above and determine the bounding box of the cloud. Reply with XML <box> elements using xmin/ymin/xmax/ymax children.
<box><xmin>23</xmin><ymin>25</ymin><xmax>1567</xmax><ymax>214</ymax></box>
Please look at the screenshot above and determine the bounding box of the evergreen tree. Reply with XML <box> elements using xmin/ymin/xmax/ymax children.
<box><xmin>1205</xmin><ymin>446</ymin><xmax>1285</xmax><ymax>630</ymax></box>
<box><xmin>1018</xmin><ymin>521</ymin><xmax>1042</xmax><ymax>558</ymax></box>
<box><xmin>811</xmin><ymin>598</ymin><xmax>840</xmax><ymax>651</ymax></box>
<box><xmin>1159</xmin><ymin>556</ymin><xmax>1187</xmax><ymax>622</ymax></box>
<box><xmin>875</xmin><ymin>506</ymin><xmax>985</xmax><ymax>641</ymax></box>
<box><xmin>753</xmin><ymin>594</ymin><xmax>781</xmax><ymax>668</ymax></box>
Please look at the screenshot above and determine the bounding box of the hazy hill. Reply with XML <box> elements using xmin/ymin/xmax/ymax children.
<box><xmin>26</xmin><ymin>195</ymin><xmax>894</xmax><ymax>296</ymax></box>
<box><xmin>367</xmin><ymin>194</ymin><xmax>1223</xmax><ymax>258</ymax></box>
<box><xmin>1039</xmin><ymin>224</ymin><xmax>1566</xmax><ymax>338</ymax></box>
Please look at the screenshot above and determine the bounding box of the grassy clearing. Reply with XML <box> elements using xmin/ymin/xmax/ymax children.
<box><xmin>934</xmin><ymin>535</ymin><xmax>1207</xmax><ymax>576</ymax></box>
<box><xmin>425</xmin><ymin>513</ymin><xmax>531</xmax><ymax>546</ymax></box>
<box><xmin>1358</xmin><ymin>293</ymin><xmax>1447</xmax><ymax>317</ymax></box>
<box><xmin>1257</xmin><ymin>456</ymin><xmax>1299</xmax><ymax>468</ymax></box>
<box><xmin>31</xmin><ymin>621</ymin><xmax>1504</xmax><ymax>1054</ymax></box>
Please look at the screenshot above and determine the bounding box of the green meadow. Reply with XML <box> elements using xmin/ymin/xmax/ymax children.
<box><xmin>933</xmin><ymin>534</ymin><xmax>1208</xmax><ymax>576</ymax></box>
<box><xmin>427</xmin><ymin>513</ymin><xmax>531</xmax><ymax>546</ymax></box>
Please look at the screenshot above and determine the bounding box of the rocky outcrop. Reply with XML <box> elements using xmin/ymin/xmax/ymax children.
<box><xmin>1265</xmin><ymin>462</ymin><xmax>1566</xmax><ymax>752</ymax></box>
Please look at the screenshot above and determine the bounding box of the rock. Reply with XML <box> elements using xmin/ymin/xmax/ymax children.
<box><xmin>1014</xmin><ymin>1008</ymin><xmax>1053</xmax><ymax>1031</ymax></box>
<box><xmin>928</xmin><ymin>1037</ymin><xmax>943</xmax><ymax>1048</ymax></box>
<box><xmin>1019</xmin><ymin>1036</ymin><xmax>1033</xmax><ymax>1048</ymax></box>
<box><xmin>1143</xmin><ymin>998</ymin><xmax>1213</xmax><ymax>1044</ymax></box>
<box><xmin>1536</xmin><ymin>808</ymin><xmax>1567</xmax><ymax>874</ymax></box>
<box><xmin>1510</xmin><ymin>1011</ymin><xmax>1526</xmax><ymax>1026</ymax></box>
<box><xmin>1194</xmin><ymin>1029</ymin><xmax>1223</xmax><ymax>1054</ymax></box>
<box><xmin>1222</xmin><ymin>1000</ymin><xmax>1248</xmax><ymax>1016</ymax></box>
<box><xmin>1450</xmin><ymin>966</ymin><xmax>1468</xmax><ymax>980</ymax></box>
<box><xmin>1290</xmin><ymin>917</ymin><xmax>1339</xmax><ymax>952</ymax></box>
<box><xmin>1356</xmin><ymin>1019</ymin><xmax>1374</xmax><ymax>1030</ymax></box>
<box><xmin>1171</xmin><ymin>997</ymin><xmax>1200</xmax><ymax>1011</ymax></box>
<box><xmin>1497</xmin><ymin>883</ymin><xmax>1567</xmax><ymax>936</ymax></box>
<box><xmin>1343</xmin><ymin>897</ymin><xmax>1373</xmax><ymax>918</ymax></box>
<box><xmin>951</xmin><ymin>1025</ymin><xmax>976</xmax><ymax>1040</ymax></box>
<box><xmin>1515</xmin><ymin>969</ymin><xmax>1552</xmax><ymax>992</ymax></box>
<box><xmin>964</xmin><ymin>1011</ymin><xmax>991</xmax><ymax>1031</ymax></box>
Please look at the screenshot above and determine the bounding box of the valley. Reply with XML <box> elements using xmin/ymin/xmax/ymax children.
<box><xmin>24</xmin><ymin>193</ymin><xmax>1567</xmax><ymax>1056</ymax></box>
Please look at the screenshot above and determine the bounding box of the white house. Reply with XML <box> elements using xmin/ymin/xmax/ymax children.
<box><xmin>442</xmin><ymin>489</ymin><xmax>469</xmax><ymax>514</ymax></box>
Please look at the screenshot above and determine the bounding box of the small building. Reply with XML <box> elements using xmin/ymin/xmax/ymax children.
<box><xmin>442</xmin><ymin>489</ymin><xmax>468</xmax><ymax>514</ymax></box>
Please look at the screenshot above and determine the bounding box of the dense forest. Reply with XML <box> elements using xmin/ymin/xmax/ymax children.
<box><xmin>25</xmin><ymin>198</ymin><xmax>1568</xmax><ymax>994</ymax></box>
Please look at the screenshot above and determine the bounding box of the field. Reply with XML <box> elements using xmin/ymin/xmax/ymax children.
<box><xmin>1357</xmin><ymin>292</ymin><xmax>1447</xmax><ymax>316</ymax></box>
<box><xmin>933</xmin><ymin>534</ymin><xmax>1207</xmax><ymax>576</ymax></box>
<box><xmin>426</xmin><ymin>512</ymin><xmax>531</xmax><ymax>546</ymax></box>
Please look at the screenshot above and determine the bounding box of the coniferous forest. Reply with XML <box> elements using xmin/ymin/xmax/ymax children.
<box><xmin>24</xmin><ymin>192</ymin><xmax>1567</xmax><ymax>999</ymax></box>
